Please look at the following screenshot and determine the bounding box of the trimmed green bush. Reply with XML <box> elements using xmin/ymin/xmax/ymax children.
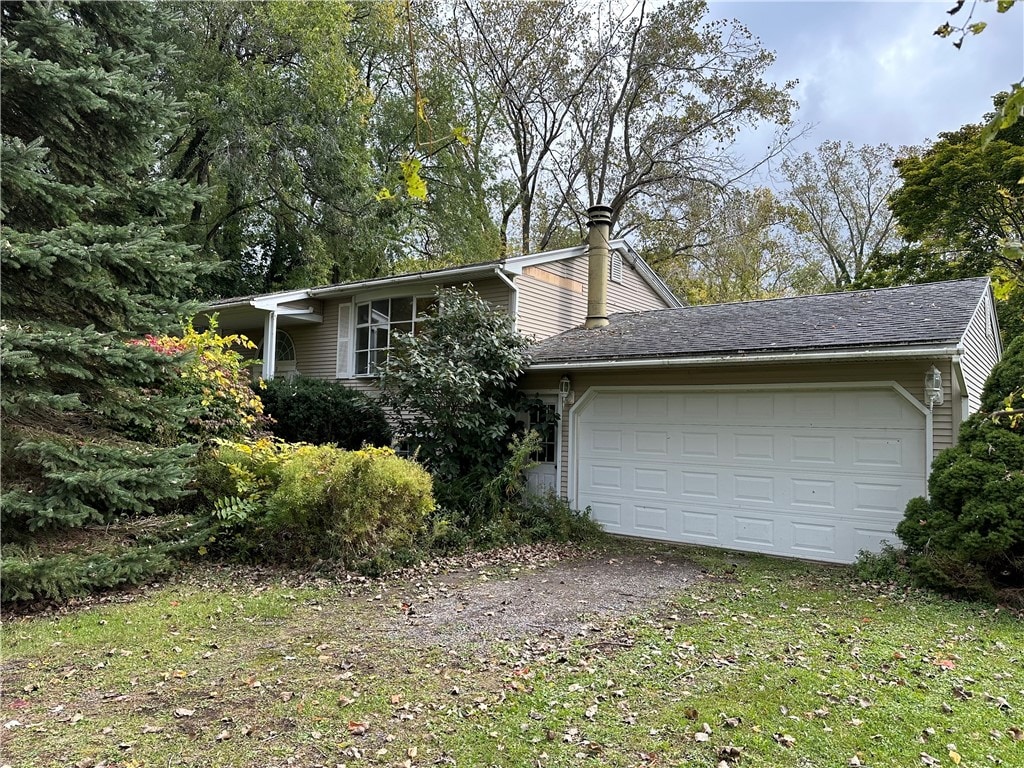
<box><xmin>896</xmin><ymin>335</ymin><xmax>1024</xmax><ymax>601</ymax></box>
<box><xmin>198</xmin><ymin>440</ymin><xmax>433</xmax><ymax>571</ymax></box>
<box><xmin>261</xmin><ymin>377</ymin><xmax>391</xmax><ymax>448</ymax></box>
<box><xmin>265</xmin><ymin>445</ymin><xmax>433</xmax><ymax>569</ymax></box>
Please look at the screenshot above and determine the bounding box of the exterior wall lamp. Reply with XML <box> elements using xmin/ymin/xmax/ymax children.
<box><xmin>559</xmin><ymin>375</ymin><xmax>574</xmax><ymax>408</ymax></box>
<box><xmin>925</xmin><ymin>366</ymin><xmax>944</xmax><ymax>408</ymax></box>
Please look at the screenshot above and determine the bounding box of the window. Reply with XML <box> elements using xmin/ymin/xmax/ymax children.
<box><xmin>275</xmin><ymin>331</ymin><xmax>296</xmax><ymax>365</ymax></box>
<box><xmin>354</xmin><ymin>296</ymin><xmax>435</xmax><ymax>375</ymax></box>
<box><xmin>526</xmin><ymin>402</ymin><xmax>558</xmax><ymax>463</ymax></box>
<box><xmin>255</xmin><ymin>330</ymin><xmax>297</xmax><ymax>381</ymax></box>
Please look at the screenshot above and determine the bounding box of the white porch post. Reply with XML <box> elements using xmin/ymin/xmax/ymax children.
<box><xmin>262</xmin><ymin>311</ymin><xmax>278</xmax><ymax>380</ymax></box>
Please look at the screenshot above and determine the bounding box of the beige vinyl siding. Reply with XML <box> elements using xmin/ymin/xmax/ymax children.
<box><xmin>521</xmin><ymin>358</ymin><xmax>957</xmax><ymax>494</ymax></box>
<box><xmin>516</xmin><ymin>253</ymin><xmax>671</xmax><ymax>341</ymax></box>
<box><xmin>286</xmin><ymin>300</ymin><xmax>337</xmax><ymax>379</ymax></box>
<box><xmin>607</xmin><ymin>258</ymin><xmax>670</xmax><ymax>314</ymax></box>
<box><xmin>958</xmin><ymin>290</ymin><xmax>1002</xmax><ymax>413</ymax></box>
<box><xmin>516</xmin><ymin>270</ymin><xmax>588</xmax><ymax>340</ymax></box>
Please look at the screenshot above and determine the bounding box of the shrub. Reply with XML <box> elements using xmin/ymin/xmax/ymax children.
<box><xmin>261</xmin><ymin>377</ymin><xmax>391</xmax><ymax>448</ymax></box>
<box><xmin>265</xmin><ymin>445</ymin><xmax>433</xmax><ymax>569</ymax></box>
<box><xmin>377</xmin><ymin>287</ymin><xmax>531</xmax><ymax>488</ymax></box>
<box><xmin>852</xmin><ymin>544</ymin><xmax>912</xmax><ymax>586</ymax></box>
<box><xmin>427</xmin><ymin>431</ymin><xmax>604</xmax><ymax>551</ymax></box>
<box><xmin>895</xmin><ymin>335</ymin><xmax>1024</xmax><ymax>600</ymax></box>
<box><xmin>197</xmin><ymin>440</ymin><xmax>433</xmax><ymax>571</ymax></box>
<box><xmin>133</xmin><ymin>318</ymin><xmax>266</xmax><ymax>442</ymax></box>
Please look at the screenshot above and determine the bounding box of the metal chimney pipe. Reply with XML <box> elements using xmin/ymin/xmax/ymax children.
<box><xmin>584</xmin><ymin>204</ymin><xmax>614</xmax><ymax>329</ymax></box>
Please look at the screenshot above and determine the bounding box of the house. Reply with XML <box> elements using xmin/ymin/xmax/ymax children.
<box><xmin>203</xmin><ymin>207</ymin><xmax>1004</xmax><ymax>565</ymax></box>
<box><xmin>202</xmin><ymin>209</ymin><xmax>679</xmax><ymax>387</ymax></box>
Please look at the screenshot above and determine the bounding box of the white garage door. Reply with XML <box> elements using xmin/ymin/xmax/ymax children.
<box><xmin>575</xmin><ymin>388</ymin><xmax>927</xmax><ymax>563</ymax></box>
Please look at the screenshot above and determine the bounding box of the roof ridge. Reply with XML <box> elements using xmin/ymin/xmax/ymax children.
<box><xmin>608</xmin><ymin>276</ymin><xmax>990</xmax><ymax>317</ymax></box>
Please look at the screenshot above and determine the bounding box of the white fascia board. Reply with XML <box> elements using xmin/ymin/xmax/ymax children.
<box><xmin>526</xmin><ymin>344</ymin><xmax>965</xmax><ymax>371</ymax></box>
<box><xmin>502</xmin><ymin>244</ymin><xmax>589</xmax><ymax>274</ymax></box>
<box><xmin>308</xmin><ymin>264</ymin><xmax>503</xmax><ymax>298</ymax></box>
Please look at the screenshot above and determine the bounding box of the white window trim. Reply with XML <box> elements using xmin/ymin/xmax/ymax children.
<box><xmin>352</xmin><ymin>294</ymin><xmax>435</xmax><ymax>377</ymax></box>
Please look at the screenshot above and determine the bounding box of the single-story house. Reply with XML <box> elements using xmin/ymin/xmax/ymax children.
<box><xmin>202</xmin><ymin>207</ymin><xmax>1003</xmax><ymax>564</ymax></box>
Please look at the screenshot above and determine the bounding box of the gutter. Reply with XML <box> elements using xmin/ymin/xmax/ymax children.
<box><xmin>493</xmin><ymin>268</ymin><xmax>519</xmax><ymax>330</ymax></box>
<box><xmin>526</xmin><ymin>344</ymin><xmax>964</xmax><ymax>371</ymax></box>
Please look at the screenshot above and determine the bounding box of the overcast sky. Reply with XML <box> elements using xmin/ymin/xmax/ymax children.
<box><xmin>702</xmin><ymin>0</ymin><xmax>1023</xmax><ymax>165</ymax></box>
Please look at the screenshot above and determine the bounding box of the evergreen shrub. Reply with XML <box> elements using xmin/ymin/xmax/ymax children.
<box><xmin>261</xmin><ymin>377</ymin><xmax>391</xmax><ymax>448</ymax></box>
<box><xmin>896</xmin><ymin>335</ymin><xmax>1024</xmax><ymax>602</ymax></box>
<box><xmin>1</xmin><ymin>546</ymin><xmax>178</xmax><ymax>605</ymax></box>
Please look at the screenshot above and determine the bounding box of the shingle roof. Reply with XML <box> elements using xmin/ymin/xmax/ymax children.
<box><xmin>528</xmin><ymin>278</ymin><xmax>991</xmax><ymax>365</ymax></box>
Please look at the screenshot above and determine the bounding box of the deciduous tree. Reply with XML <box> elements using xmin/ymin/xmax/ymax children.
<box><xmin>780</xmin><ymin>141</ymin><xmax>904</xmax><ymax>289</ymax></box>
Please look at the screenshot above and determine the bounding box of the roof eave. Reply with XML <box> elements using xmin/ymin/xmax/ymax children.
<box><xmin>308</xmin><ymin>263</ymin><xmax>507</xmax><ymax>299</ymax></box>
<box><xmin>526</xmin><ymin>342</ymin><xmax>965</xmax><ymax>371</ymax></box>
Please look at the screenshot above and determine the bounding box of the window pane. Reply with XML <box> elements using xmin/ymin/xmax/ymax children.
<box><xmin>392</xmin><ymin>321</ymin><xmax>412</xmax><ymax>336</ymax></box>
<box><xmin>391</xmin><ymin>296</ymin><xmax>413</xmax><ymax>322</ymax></box>
<box><xmin>371</xmin><ymin>299</ymin><xmax>390</xmax><ymax>325</ymax></box>
<box><xmin>370</xmin><ymin>326</ymin><xmax>388</xmax><ymax>350</ymax></box>
<box><xmin>356</xmin><ymin>351</ymin><xmax>369</xmax><ymax>375</ymax></box>
<box><xmin>415</xmin><ymin>297</ymin><xmax>437</xmax><ymax>318</ymax></box>
<box><xmin>374</xmin><ymin>348</ymin><xmax>389</xmax><ymax>368</ymax></box>
<box><xmin>357</xmin><ymin>303</ymin><xmax>369</xmax><ymax>325</ymax></box>
<box><xmin>356</xmin><ymin>326</ymin><xmax>369</xmax><ymax>352</ymax></box>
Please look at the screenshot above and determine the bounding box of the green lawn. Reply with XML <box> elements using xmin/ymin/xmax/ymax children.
<box><xmin>2</xmin><ymin>543</ymin><xmax>1022</xmax><ymax>768</ymax></box>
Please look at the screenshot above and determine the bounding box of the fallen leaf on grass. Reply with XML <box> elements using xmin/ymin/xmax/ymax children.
<box><xmin>348</xmin><ymin>721</ymin><xmax>368</xmax><ymax>736</ymax></box>
<box><xmin>214</xmin><ymin>729</ymin><xmax>230</xmax><ymax>741</ymax></box>
<box><xmin>173</xmin><ymin>708</ymin><xmax>195</xmax><ymax>718</ymax></box>
<box><xmin>949</xmin><ymin>749</ymin><xmax>961</xmax><ymax>765</ymax></box>
<box><xmin>584</xmin><ymin>704</ymin><xmax>598</xmax><ymax>720</ymax></box>
<box><xmin>141</xmin><ymin>725</ymin><xmax>163</xmax><ymax>734</ymax></box>
<box><xmin>932</xmin><ymin>658</ymin><xmax>956</xmax><ymax>670</ymax></box>
<box><xmin>773</xmin><ymin>733</ymin><xmax>795</xmax><ymax>748</ymax></box>
<box><xmin>919</xmin><ymin>752</ymin><xmax>939</xmax><ymax>766</ymax></box>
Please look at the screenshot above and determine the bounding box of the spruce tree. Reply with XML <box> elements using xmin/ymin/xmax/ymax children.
<box><xmin>1</xmin><ymin>1</ymin><xmax>198</xmax><ymax>567</ymax></box>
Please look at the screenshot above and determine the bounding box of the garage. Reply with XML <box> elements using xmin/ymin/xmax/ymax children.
<box><xmin>522</xmin><ymin>278</ymin><xmax>1002</xmax><ymax>564</ymax></box>
<box><xmin>573</xmin><ymin>387</ymin><xmax>928</xmax><ymax>563</ymax></box>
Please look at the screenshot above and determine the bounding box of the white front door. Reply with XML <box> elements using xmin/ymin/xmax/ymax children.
<box><xmin>574</xmin><ymin>387</ymin><xmax>928</xmax><ymax>563</ymax></box>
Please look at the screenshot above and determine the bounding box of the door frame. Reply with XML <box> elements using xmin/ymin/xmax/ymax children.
<box><xmin>522</xmin><ymin>390</ymin><xmax>562</xmax><ymax>496</ymax></box>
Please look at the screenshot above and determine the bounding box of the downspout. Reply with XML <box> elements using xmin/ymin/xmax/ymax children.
<box><xmin>261</xmin><ymin>310</ymin><xmax>278</xmax><ymax>381</ymax></box>
<box><xmin>493</xmin><ymin>268</ymin><xmax>519</xmax><ymax>331</ymax></box>
<box><xmin>585</xmin><ymin>205</ymin><xmax>614</xmax><ymax>329</ymax></box>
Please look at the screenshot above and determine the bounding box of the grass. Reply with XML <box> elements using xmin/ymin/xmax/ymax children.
<box><xmin>2</xmin><ymin>544</ymin><xmax>1022</xmax><ymax>768</ymax></box>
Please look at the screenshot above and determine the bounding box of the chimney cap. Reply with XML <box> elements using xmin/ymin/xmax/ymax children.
<box><xmin>586</xmin><ymin>204</ymin><xmax>614</xmax><ymax>226</ymax></box>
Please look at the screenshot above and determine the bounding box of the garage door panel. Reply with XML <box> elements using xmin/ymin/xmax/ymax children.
<box><xmin>635</xmin><ymin>430</ymin><xmax>670</xmax><ymax>454</ymax></box>
<box><xmin>853</xmin><ymin>481</ymin><xmax>909</xmax><ymax>513</ymax></box>
<box><xmin>733</xmin><ymin>515</ymin><xmax>775</xmax><ymax>546</ymax></box>
<box><xmin>790</xmin><ymin>522</ymin><xmax>838</xmax><ymax>555</ymax></box>
<box><xmin>577</xmin><ymin>388</ymin><xmax>927</xmax><ymax>563</ymax></box>
<box><xmin>635</xmin><ymin>505</ymin><xmax>669</xmax><ymax>533</ymax></box>
<box><xmin>734</xmin><ymin>433</ymin><xmax>775</xmax><ymax>461</ymax></box>
<box><xmin>681</xmin><ymin>509</ymin><xmax>719</xmax><ymax>539</ymax></box>
<box><xmin>734</xmin><ymin>474</ymin><xmax>776</xmax><ymax>504</ymax></box>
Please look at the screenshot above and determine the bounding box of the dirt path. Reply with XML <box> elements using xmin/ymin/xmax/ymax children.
<box><xmin>387</xmin><ymin>544</ymin><xmax>703</xmax><ymax>647</ymax></box>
